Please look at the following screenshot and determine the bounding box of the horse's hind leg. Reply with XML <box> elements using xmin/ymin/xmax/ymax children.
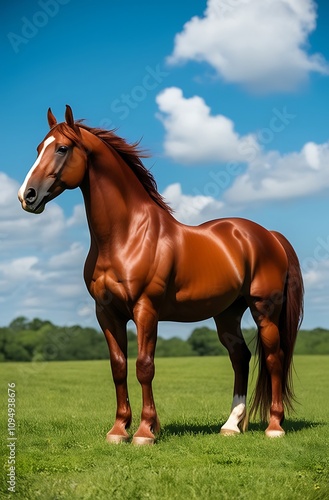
<box><xmin>132</xmin><ymin>305</ymin><xmax>160</xmax><ymax>446</ymax></box>
<box><xmin>214</xmin><ymin>297</ymin><xmax>251</xmax><ymax>435</ymax></box>
<box><xmin>249</xmin><ymin>296</ymin><xmax>285</xmax><ymax>437</ymax></box>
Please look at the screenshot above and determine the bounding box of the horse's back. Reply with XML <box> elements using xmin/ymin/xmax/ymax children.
<box><xmin>203</xmin><ymin>217</ymin><xmax>288</xmax><ymax>297</ymax></box>
<box><xmin>172</xmin><ymin>217</ymin><xmax>288</xmax><ymax>300</ymax></box>
<box><xmin>180</xmin><ymin>216</ymin><xmax>286</xmax><ymax>267</ymax></box>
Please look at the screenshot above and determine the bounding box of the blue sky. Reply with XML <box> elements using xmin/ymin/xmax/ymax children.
<box><xmin>1</xmin><ymin>0</ymin><xmax>329</xmax><ymax>337</ymax></box>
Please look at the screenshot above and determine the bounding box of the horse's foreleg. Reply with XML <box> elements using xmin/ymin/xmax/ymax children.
<box><xmin>214</xmin><ymin>298</ymin><xmax>250</xmax><ymax>435</ymax></box>
<box><xmin>132</xmin><ymin>305</ymin><xmax>160</xmax><ymax>445</ymax></box>
<box><xmin>97</xmin><ymin>309</ymin><xmax>132</xmax><ymax>443</ymax></box>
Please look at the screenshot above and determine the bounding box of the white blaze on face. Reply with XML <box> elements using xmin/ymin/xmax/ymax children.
<box><xmin>18</xmin><ymin>136</ymin><xmax>56</xmax><ymax>200</ymax></box>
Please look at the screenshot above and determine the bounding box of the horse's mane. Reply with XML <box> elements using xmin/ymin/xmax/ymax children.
<box><xmin>56</xmin><ymin>121</ymin><xmax>173</xmax><ymax>214</ymax></box>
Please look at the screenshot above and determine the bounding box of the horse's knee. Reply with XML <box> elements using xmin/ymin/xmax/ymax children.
<box><xmin>110</xmin><ymin>354</ymin><xmax>127</xmax><ymax>384</ymax></box>
<box><xmin>136</xmin><ymin>354</ymin><xmax>155</xmax><ymax>384</ymax></box>
<box><xmin>229</xmin><ymin>343</ymin><xmax>251</xmax><ymax>371</ymax></box>
<box><xmin>235</xmin><ymin>343</ymin><xmax>251</xmax><ymax>361</ymax></box>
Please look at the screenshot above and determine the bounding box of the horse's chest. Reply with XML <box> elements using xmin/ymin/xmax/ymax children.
<box><xmin>88</xmin><ymin>271</ymin><xmax>131</xmax><ymax>312</ymax></box>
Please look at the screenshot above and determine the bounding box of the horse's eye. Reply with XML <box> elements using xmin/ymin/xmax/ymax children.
<box><xmin>56</xmin><ymin>146</ymin><xmax>69</xmax><ymax>155</ymax></box>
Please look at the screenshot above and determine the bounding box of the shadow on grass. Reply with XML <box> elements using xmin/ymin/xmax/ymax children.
<box><xmin>161</xmin><ymin>419</ymin><xmax>324</xmax><ymax>438</ymax></box>
<box><xmin>247</xmin><ymin>419</ymin><xmax>325</xmax><ymax>433</ymax></box>
<box><xmin>281</xmin><ymin>419</ymin><xmax>325</xmax><ymax>433</ymax></box>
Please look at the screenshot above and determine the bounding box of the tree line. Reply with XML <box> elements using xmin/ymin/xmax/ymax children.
<box><xmin>0</xmin><ymin>316</ymin><xmax>329</xmax><ymax>362</ymax></box>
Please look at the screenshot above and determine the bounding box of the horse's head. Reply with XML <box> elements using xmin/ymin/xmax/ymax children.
<box><xmin>18</xmin><ymin>105</ymin><xmax>88</xmax><ymax>214</ymax></box>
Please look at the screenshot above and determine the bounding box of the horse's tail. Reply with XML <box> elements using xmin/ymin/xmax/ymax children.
<box><xmin>251</xmin><ymin>231</ymin><xmax>304</xmax><ymax>421</ymax></box>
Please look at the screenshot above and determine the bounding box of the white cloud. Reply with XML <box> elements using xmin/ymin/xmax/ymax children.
<box><xmin>67</xmin><ymin>204</ymin><xmax>86</xmax><ymax>227</ymax></box>
<box><xmin>0</xmin><ymin>257</ymin><xmax>42</xmax><ymax>296</ymax></box>
<box><xmin>0</xmin><ymin>245</ymin><xmax>87</xmax><ymax>323</ymax></box>
<box><xmin>156</xmin><ymin>89</ymin><xmax>329</xmax><ymax>206</ymax></box>
<box><xmin>156</xmin><ymin>87</ymin><xmax>259</xmax><ymax>164</ymax></box>
<box><xmin>163</xmin><ymin>183</ymin><xmax>224</xmax><ymax>224</ymax></box>
<box><xmin>0</xmin><ymin>171</ymin><xmax>91</xmax><ymax>326</ymax></box>
<box><xmin>168</xmin><ymin>0</ymin><xmax>329</xmax><ymax>92</ymax></box>
<box><xmin>0</xmin><ymin>172</ymin><xmax>21</xmax><ymax>219</ymax></box>
<box><xmin>0</xmin><ymin>172</ymin><xmax>68</xmax><ymax>256</ymax></box>
<box><xmin>48</xmin><ymin>243</ymin><xmax>85</xmax><ymax>270</ymax></box>
<box><xmin>0</xmin><ymin>173</ymin><xmax>88</xmax><ymax>255</ymax></box>
<box><xmin>224</xmin><ymin>141</ymin><xmax>329</xmax><ymax>204</ymax></box>
<box><xmin>302</xmin><ymin>258</ymin><xmax>329</xmax><ymax>324</ymax></box>
<box><xmin>303</xmin><ymin>141</ymin><xmax>320</xmax><ymax>170</ymax></box>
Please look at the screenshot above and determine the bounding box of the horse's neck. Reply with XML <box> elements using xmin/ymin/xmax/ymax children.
<box><xmin>79</xmin><ymin>134</ymin><xmax>162</xmax><ymax>250</ymax></box>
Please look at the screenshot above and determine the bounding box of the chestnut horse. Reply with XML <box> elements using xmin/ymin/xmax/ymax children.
<box><xmin>18</xmin><ymin>106</ymin><xmax>303</xmax><ymax>444</ymax></box>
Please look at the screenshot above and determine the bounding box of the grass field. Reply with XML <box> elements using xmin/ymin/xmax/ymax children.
<box><xmin>1</xmin><ymin>356</ymin><xmax>328</xmax><ymax>499</ymax></box>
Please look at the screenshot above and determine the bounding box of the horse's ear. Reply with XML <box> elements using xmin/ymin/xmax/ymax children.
<box><xmin>47</xmin><ymin>108</ymin><xmax>57</xmax><ymax>128</ymax></box>
<box><xmin>65</xmin><ymin>105</ymin><xmax>75</xmax><ymax>128</ymax></box>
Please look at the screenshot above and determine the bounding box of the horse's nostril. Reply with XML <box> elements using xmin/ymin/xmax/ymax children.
<box><xmin>25</xmin><ymin>187</ymin><xmax>37</xmax><ymax>205</ymax></box>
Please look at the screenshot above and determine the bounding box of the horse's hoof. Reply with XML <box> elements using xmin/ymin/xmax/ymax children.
<box><xmin>132</xmin><ymin>436</ymin><xmax>155</xmax><ymax>446</ymax></box>
<box><xmin>220</xmin><ymin>427</ymin><xmax>240</xmax><ymax>436</ymax></box>
<box><xmin>106</xmin><ymin>433</ymin><xmax>129</xmax><ymax>444</ymax></box>
<box><xmin>265</xmin><ymin>429</ymin><xmax>285</xmax><ymax>438</ymax></box>
<box><xmin>220</xmin><ymin>403</ymin><xmax>247</xmax><ymax>435</ymax></box>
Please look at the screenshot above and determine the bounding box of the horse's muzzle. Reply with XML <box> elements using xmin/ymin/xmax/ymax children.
<box><xmin>18</xmin><ymin>187</ymin><xmax>45</xmax><ymax>214</ymax></box>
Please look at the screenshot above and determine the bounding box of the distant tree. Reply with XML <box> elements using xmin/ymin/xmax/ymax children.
<box><xmin>0</xmin><ymin>328</ymin><xmax>8</xmax><ymax>361</ymax></box>
<box><xmin>241</xmin><ymin>328</ymin><xmax>257</xmax><ymax>355</ymax></box>
<box><xmin>4</xmin><ymin>337</ymin><xmax>31</xmax><ymax>361</ymax></box>
<box><xmin>28</xmin><ymin>318</ymin><xmax>53</xmax><ymax>331</ymax></box>
<box><xmin>127</xmin><ymin>330</ymin><xmax>138</xmax><ymax>358</ymax></box>
<box><xmin>156</xmin><ymin>337</ymin><xmax>196</xmax><ymax>357</ymax></box>
<box><xmin>41</xmin><ymin>325</ymin><xmax>108</xmax><ymax>361</ymax></box>
<box><xmin>9</xmin><ymin>316</ymin><xmax>29</xmax><ymax>332</ymax></box>
<box><xmin>1</xmin><ymin>317</ymin><xmax>329</xmax><ymax>361</ymax></box>
<box><xmin>187</xmin><ymin>327</ymin><xmax>227</xmax><ymax>356</ymax></box>
<box><xmin>295</xmin><ymin>328</ymin><xmax>329</xmax><ymax>355</ymax></box>
<box><xmin>19</xmin><ymin>329</ymin><xmax>45</xmax><ymax>359</ymax></box>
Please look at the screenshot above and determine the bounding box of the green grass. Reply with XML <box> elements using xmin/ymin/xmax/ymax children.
<box><xmin>1</xmin><ymin>356</ymin><xmax>328</xmax><ymax>499</ymax></box>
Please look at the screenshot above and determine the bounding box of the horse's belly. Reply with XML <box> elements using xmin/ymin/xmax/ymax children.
<box><xmin>159</xmin><ymin>288</ymin><xmax>240</xmax><ymax>322</ymax></box>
